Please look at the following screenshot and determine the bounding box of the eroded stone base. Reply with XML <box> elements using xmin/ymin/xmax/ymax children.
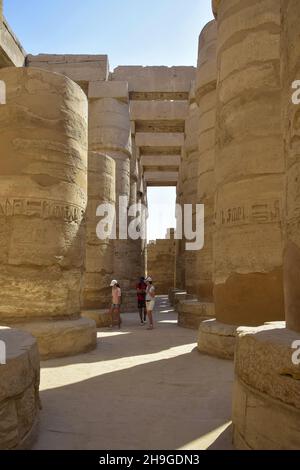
<box><xmin>0</xmin><ymin>327</ymin><xmax>40</xmax><ymax>450</ymax></box>
<box><xmin>177</xmin><ymin>300</ymin><xmax>215</xmax><ymax>330</ymax></box>
<box><xmin>168</xmin><ymin>288</ymin><xmax>185</xmax><ymax>306</ymax></box>
<box><xmin>82</xmin><ymin>309</ymin><xmax>112</xmax><ymax>328</ymax></box>
<box><xmin>174</xmin><ymin>292</ymin><xmax>196</xmax><ymax>311</ymax></box>
<box><xmin>198</xmin><ymin>319</ymin><xmax>238</xmax><ymax>359</ymax></box>
<box><xmin>12</xmin><ymin>318</ymin><xmax>97</xmax><ymax>360</ymax></box>
<box><xmin>233</xmin><ymin>324</ymin><xmax>300</xmax><ymax>450</ymax></box>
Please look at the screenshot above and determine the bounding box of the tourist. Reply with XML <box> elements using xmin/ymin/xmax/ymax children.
<box><xmin>109</xmin><ymin>280</ymin><xmax>122</xmax><ymax>329</ymax></box>
<box><xmin>136</xmin><ymin>276</ymin><xmax>147</xmax><ymax>325</ymax></box>
<box><xmin>145</xmin><ymin>277</ymin><xmax>156</xmax><ymax>330</ymax></box>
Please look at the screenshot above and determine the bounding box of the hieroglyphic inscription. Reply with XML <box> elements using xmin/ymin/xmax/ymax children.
<box><xmin>0</xmin><ymin>197</ymin><xmax>85</xmax><ymax>222</ymax></box>
<box><xmin>216</xmin><ymin>199</ymin><xmax>281</xmax><ymax>226</ymax></box>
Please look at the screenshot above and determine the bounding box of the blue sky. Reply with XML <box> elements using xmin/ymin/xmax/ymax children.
<box><xmin>5</xmin><ymin>0</ymin><xmax>213</xmax><ymax>69</ymax></box>
<box><xmin>4</xmin><ymin>0</ymin><xmax>213</xmax><ymax>240</ymax></box>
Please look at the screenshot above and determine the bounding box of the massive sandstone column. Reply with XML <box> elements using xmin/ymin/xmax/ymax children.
<box><xmin>82</xmin><ymin>152</ymin><xmax>116</xmax><ymax>310</ymax></box>
<box><xmin>177</xmin><ymin>21</ymin><xmax>217</xmax><ymax>330</ymax></box>
<box><xmin>128</xmin><ymin>138</ymin><xmax>143</xmax><ymax>282</ymax></box>
<box><xmin>183</xmin><ymin>84</ymin><xmax>200</xmax><ymax>296</ymax></box>
<box><xmin>198</xmin><ymin>0</ymin><xmax>285</xmax><ymax>358</ymax></box>
<box><xmin>0</xmin><ymin>67</ymin><xmax>96</xmax><ymax>359</ymax></box>
<box><xmin>89</xmin><ymin>97</ymin><xmax>134</xmax><ymax>309</ymax></box>
<box><xmin>195</xmin><ymin>20</ymin><xmax>217</xmax><ymax>302</ymax></box>
<box><xmin>232</xmin><ymin>0</ymin><xmax>300</xmax><ymax>450</ymax></box>
<box><xmin>282</xmin><ymin>0</ymin><xmax>300</xmax><ymax>335</ymax></box>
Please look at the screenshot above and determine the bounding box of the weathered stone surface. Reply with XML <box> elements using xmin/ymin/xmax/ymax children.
<box><xmin>0</xmin><ymin>327</ymin><xmax>40</xmax><ymax>449</ymax></box>
<box><xmin>195</xmin><ymin>20</ymin><xmax>217</xmax><ymax>302</ymax></box>
<box><xmin>82</xmin><ymin>152</ymin><xmax>116</xmax><ymax>309</ymax></box>
<box><xmin>177</xmin><ymin>300</ymin><xmax>215</xmax><ymax>329</ymax></box>
<box><xmin>26</xmin><ymin>54</ymin><xmax>109</xmax><ymax>88</ymax></box>
<box><xmin>13</xmin><ymin>318</ymin><xmax>97</xmax><ymax>360</ymax></box>
<box><xmin>0</xmin><ymin>67</ymin><xmax>87</xmax><ymax>321</ymax></box>
<box><xmin>0</xmin><ymin>67</ymin><xmax>97</xmax><ymax>358</ymax></box>
<box><xmin>0</xmin><ymin>18</ymin><xmax>25</xmax><ymax>67</ymax></box>
<box><xmin>214</xmin><ymin>0</ymin><xmax>285</xmax><ymax>326</ymax></box>
<box><xmin>112</xmin><ymin>66</ymin><xmax>196</xmax><ymax>95</ymax></box>
<box><xmin>82</xmin><ymin>309</ymin><xmax>112</xmax><ymax>328</ymax></box>
<box><xmin>183</xmin><ymin>84</ymin><xmax>200</xmax><ymax>296</ymax></box>
<box><xmin>168</xmin><ymin>288</ymin><xmax>185</xmax><ymax>306</ymax></box>
<box><xmin>88</xmin><ymin>81</ymin><xmax>129</xmax><ymax>102</ymax></box>
<box><xmin>282</xmin><ymin>0</ymin><xmax>300</xmax><ymax>334</ymax></box>
<box><xmin>198</xmin><ymin>319</ymin><xmax>238</xmax><ymax>359</ymax></box>
<box><xmin>235</xmin><ymin>324</ymin><xmax>299</xmax><ymax>407</ymax></box>
<box><xmin>130</xmin><ymin>100</ymin><xmax>189</xmax><ymax>122</ymax></box>
<box><xmin>89</xmin><ymin>96</ymin><xmax>141</xmax><ymax>309</ymax></box>
<box><xmin>147</xmin><ymin>230</ymin><xmax>175</xmax><ymax>295</ymax></box>
<box><xmin>174</xmin><ymin>292</ymin><xmax>196</xmax><ymax>310</ymax></box>
<box><xmin>233</xmin><ymin>325</ymin><xmax>300</xmax><ymax>449</ymax></box>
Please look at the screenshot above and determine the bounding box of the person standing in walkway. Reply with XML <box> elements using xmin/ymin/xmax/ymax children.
<box><xmin>145</xmin><ymin>277</ymin><xmax>156</xmax><ymax>330</ymax></box>
<box><xmin>136</xmin><ymin>276</ymin><xmax>147</xmax><ymax>325</ymax></box>
<box><xmin>109</xmin><ymin>280</ymin><xmax>122</xmax><ymax>328</ymax></box>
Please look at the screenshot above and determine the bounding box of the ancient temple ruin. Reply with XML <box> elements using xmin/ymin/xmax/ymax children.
<box><xmin>0</xmin><ymin>0</ymin><xmax>299</xmax><ymax>451</ymax></box>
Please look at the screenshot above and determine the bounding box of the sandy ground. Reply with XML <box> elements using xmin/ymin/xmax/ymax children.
<box><xmin>33</xmin><ymin>296</ymin><xmax>234</xmax><ymax>450</ymax></box>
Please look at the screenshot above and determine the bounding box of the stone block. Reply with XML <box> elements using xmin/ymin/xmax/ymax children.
<box><xmin>177</xmin><ymin>300</ymin><xmax>215</xmax><ymax>329</ymax></box>
<box><xmin>198</xmin><ymin>319</ymin><xmax>238</xmax><ymax>359</ymax></box>
<box><xmin>0</xmin><ymin>328</ymin><xmax>40</xmax><ymax>450</ymax></box>
<box><xmin>233</xmin><ymin>325</ymin><xmax>300</xmax><ymax>449</ymax></box>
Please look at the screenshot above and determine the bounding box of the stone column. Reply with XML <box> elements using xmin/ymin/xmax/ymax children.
<box><xmin>198</xmin><ymin>0</ymin><xmax>285</xmax><ymax>358</ymax></box>
<box><xmin>82</xmin><ymin>152</ymin><xmax>116</xmax><ymax>310</ymax></box>
<box><xmin>282</xmin><ymin>0</ymin><xmax>300</xmax><ymax>335</ymax></box>
<box><xmin>232</xmin><ymin>0</ymin><xmax>300</xmax><ymax>450</ymax></box>
<box><xmin>129</xmin><ymin>137</ymin><xmax>143</xmax><ymax>280</ymax></box>
<box><xmin>183</xmin><ymin>84</ymin><xmax>200</xmax><ymax>296</ymax></box>
<box><xmin>178</xmin><ymin>21</ymin><xmax>217</xmax><ymax>329</ymax></box>
<box><xmin>89</xmin><ymin>97</ymin><xmax>135</xmax><ymax>310</ymax></box>
<box><xmin>195</xmin><ymin>20</ymin><xmax>217</xmax><ymax>302</ymax></box>
<box><xmin>0</xmin><ymin>67</ymin><xmax>97</xmax><ymax>359</ymax></box>
<box><xmin>175</xmin><ymin>159</ymin><xmax>186</xmax><ymax>292</ymax></box>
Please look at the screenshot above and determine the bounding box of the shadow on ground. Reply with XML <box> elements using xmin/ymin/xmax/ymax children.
<box><xmin>35</xmin><ymin>297</ymin><xmax>234</xmax><ymax>450</ymax></box>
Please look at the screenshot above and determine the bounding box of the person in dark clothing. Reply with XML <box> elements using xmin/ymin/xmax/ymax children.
<box><xmin>136</xmin><ymin>276</ymin><xmax>147</xmax><ymax>325</ymax></box>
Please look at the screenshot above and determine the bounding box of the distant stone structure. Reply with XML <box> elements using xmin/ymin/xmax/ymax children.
<box><xmin>147</xmin><ymin>229</ymin><xmax>176</xmax><ymax>294</ymax></box>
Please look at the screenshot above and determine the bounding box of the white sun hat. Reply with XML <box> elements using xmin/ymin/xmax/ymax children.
<box><xmin>146</xmin><ymin>277</ymin><xmax>152</xmax><ymax>282</ymax></box>
<box><xmin>110</xmin><ymin>280</ymin><xmax>118</xmax><ymax>287</ymax></box>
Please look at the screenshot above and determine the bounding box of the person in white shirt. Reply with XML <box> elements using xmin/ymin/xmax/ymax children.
<box><xmin>145</xmin><ymin>277</ymin><xmax>156</xmax><ymax>330</ymax></box>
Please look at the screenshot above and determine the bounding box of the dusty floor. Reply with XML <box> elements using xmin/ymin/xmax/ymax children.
<box><xmin>34</xmin><ymin>296</ymin><xmax>234</xmax><ymax>450</ymax></box>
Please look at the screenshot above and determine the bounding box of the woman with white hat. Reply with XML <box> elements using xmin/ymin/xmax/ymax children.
<box><xmin>109</xmin><ymin>280</ymin><xmax>122</xmax><ymax>328</ymax></box>
<box><xmin>145</xmin><ymin>277</ymin><xmax>156</xmax><ymax>330</ymax></box>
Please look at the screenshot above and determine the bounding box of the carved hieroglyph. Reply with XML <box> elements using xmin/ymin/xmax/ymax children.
<box><xmin>214</xmin><ymin>0</ymin><xmax>285</xmax><ymax>325</ymax></box>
